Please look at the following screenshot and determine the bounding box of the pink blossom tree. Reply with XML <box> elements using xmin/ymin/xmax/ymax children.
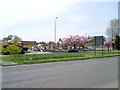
<box><xmin>104</xmin><ymin>38</ymin><xmax>114</xmax><ymax>51</ymax></box>
<box><xmin>60</xmin><ymin>35</ymin><xmax>90</xmax><ymax>50</ymax></box>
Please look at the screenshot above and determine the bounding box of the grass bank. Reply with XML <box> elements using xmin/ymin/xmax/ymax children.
<box><xmin>2</xmin><ymin>51</ymin><xmax>120</xmax><ymax>64</ymax></box>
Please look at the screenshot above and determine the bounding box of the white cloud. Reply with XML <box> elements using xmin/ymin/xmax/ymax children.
<box><xmin>0</xmin><ymin>0</ymin><xmax>117</xmax><ymax>29</ymax></box>
<box><xmin>0</xmin><ymin>0</ymin><xmax>117</xmax><ymax>41</ymax></box>
<box><xmin>0</xmin><ymin>0</ymin><xmax>80</xmax><ymax>29</ymax></box>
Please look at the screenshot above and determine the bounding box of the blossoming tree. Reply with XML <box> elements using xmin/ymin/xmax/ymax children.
<box><xmin>60</xmin><ymin>35</ymin><xmax>90</xmax><ymax>50</ymax></box>
<box><xmin>104</xmin><ymin>38</ymin><xmax>114</xmax><ymax>51</ymax></box>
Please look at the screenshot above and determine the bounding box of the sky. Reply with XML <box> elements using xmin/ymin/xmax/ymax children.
<box><xmin>0</xmin><ymin>0</ymin><xmax>118</xmax><ymax>42</ymax></box>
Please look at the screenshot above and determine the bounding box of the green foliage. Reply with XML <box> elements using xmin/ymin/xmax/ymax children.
<box><xmin>0</xmin><ymin>45</ymin><xmax>2</xmax><ymax>53</ymax></box>
<box><xmin>1</xmin><ymin>45</ymin><xmax>22</xmax><ymax>54</ymax></box>
<box><xmin>7</xmin><ymin>45</ymin><xmax>21</xmax><ymax>54</ymax></box>
<box><xmin>3</xmin><ymin>45</ymin><xmax>9</xmax><ymax>48</ymax></box>
<box><xmin>85</xmin><ymin>42</ymin><xmax>93</xmax><ymax>46</ymax></box>
<box><xmin>115</xmin><ymin>35</ymin><xmax>120</xmax><ymax>50</ymax></box>
<box><xmin>39</xmin><ymin>41</ymin><xmax>46</xmax><ymax>44</ymax></box>
<box><xmin>1</xmin><ymin>45</ymin><xmax>9</xmax><ymax>54</ymax></box>
<box><xmin>48</xmin><ymin>41</ymin><xmax>54</xmax><ymax>44</ymax></box>
<box><xmin>85</xmin><ymin>37</ymin><xmax>95</xmax><ymax>46</ymax></box>
<box><xmin>16</xmin><ymin>45</ymin><xmax>28</xmax><ymax>51</ymax></box>
<box><xmin>2</xmin><ymin>35</ymin><xmax>22</xmax><ymax>41</ymax></box>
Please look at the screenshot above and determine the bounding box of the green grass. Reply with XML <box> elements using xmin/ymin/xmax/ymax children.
<box><xmin>2</xmin><ymin>50</ymin><xmax>120</xmax><ymax>64</ymax></box>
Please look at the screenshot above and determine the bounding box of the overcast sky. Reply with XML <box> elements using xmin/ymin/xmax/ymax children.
<box><xmin>0</xmin><ymin>0</ymin><xmax>118</xmax><ymax>42</ymax></box>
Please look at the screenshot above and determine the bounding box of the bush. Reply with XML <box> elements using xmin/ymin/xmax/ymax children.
<box><xmin>115</xmin><ymin>35</ymin><xmax>120</xmax><ymax>50</ymax></box>
<box><xmin>1</xmin><ymin>45</ymin><xmax>9</xmax><ymax>55</ymax></box>
<box><xmin>7</xmin><ymin>45</ymin><xmax>21</xmax><ymax>54</ymax></box>
<box><xmin>16</xmin><ymin>45</ymin><xmax>29</xmax><ymax>51</ymax></box>
<box><xmin>1</xmin><ymin>45</ymin><xmax>23</xmax><ymax>55</ymax></box>
<box><xmin>19</xmin><ymin>49</ymin><xmax>25</xmax><ymax>54</ymax></box>
<box><xmin>0</xmin><ymin>45</ymin><xmax>2</xmax><ymax>53</ymax></box>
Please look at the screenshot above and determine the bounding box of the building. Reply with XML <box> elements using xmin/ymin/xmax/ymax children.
<box><xmin>21</xmin><ymin>41</ymin><xmax>37</xmax><ymax>48</ymax></box>
<box><xmin>0</xmin><ymin>39</ymin><xmax>37</xmax><ymax>49</ymax></box>
<box><xmin>8</xmin><ymin>40</ymin><xmax>21</xmax><ymax>45</ymax></box>
<box><xmin>0</xmin><ymin>40</ymin><xmax>8</xmax><ymax>45</ymax></box>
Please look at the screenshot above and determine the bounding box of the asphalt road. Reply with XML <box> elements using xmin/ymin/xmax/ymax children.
<box><xmin>2</xmin><ymin>57</ymin><xmax>118</xmax><ymax>88</ymax></box>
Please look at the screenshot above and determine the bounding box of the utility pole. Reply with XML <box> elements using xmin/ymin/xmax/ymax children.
<box><xmin>55</xmin><ymin>17</ymin><xmax>58</xmax><ymax>43</ymax></box>
<box><xmin>54</xmin><ymin>17</ymin><xmax>58</xmax><ymax>50</ymax></box>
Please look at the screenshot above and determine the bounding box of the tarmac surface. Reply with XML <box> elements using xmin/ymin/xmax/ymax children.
<box><xmin>2</xmin><ymin>57</ymin><xmax>118</xmax><ymax>88</ymax></box>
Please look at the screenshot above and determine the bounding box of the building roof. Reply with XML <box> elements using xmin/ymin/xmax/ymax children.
<box><xmin>21</xmin><ymin>41</ymin><xmax>37</xmax><ymax>44</ymax></box>
<box><xmin>8</xmin><ymin>40</ymin><xmax>21</xmax><ymax>44</ymax></box>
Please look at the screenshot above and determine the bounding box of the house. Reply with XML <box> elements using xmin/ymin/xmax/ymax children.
<box><xmin>0</xmin><ymin>39</ymin><xmax>37</xmax><ymax>48</ymax></box>
<box><xmin>39</xmin><ymin>42</ymin><xmax>56</xmax><ymax>51</ymax></box>
<box><xmin>21</xmin><ymin>41</ymin><xmax>37</xmax><ymax>48</ymax></box>
<box><xmin>0</xmin><ymin>40</ymin><xmax>8</xmax><ymax>45</ymax></box>
<box><xmin>8</xmin><ymin>40</ymin><xmax>21</xmax><ymax>45</ymax></box>
<box><xmin>39</xmin><ymin>44</ymin><xmax>49</xmax><ymax>50</ymax></box>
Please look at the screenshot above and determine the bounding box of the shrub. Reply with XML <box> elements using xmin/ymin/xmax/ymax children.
<box><xmin>7</xmin><ymin>45</ymin><xmax>21</xmax><ymax>54</ymax></box>
<box><xmin>0</xmin><ymin>45</ymin><xmax>2</xmax><ymax>53</ymax></box>
<box><xmin>1</xmin><ymin>45</ymin><xmax>9</xmax><ymax>55</ymax></box>
<box><xmin>1</xmin><ymin>45</ymin><xmax>23</xmax><ymax>55</ymax></box>
<box><xmin>115</xmin><ymin>35</ymin><xmax>120</xmax><ymax>50</ymax></box>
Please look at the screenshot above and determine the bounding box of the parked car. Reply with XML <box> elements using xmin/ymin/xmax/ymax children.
<box><xmin>84</xmin><ymin>46</ymin><xmax>95</xmax><ymax>51</ymax></box>
<box><xmin>68</xmin><ymin>49</ymin><xmax>79</xmax><ymax>53</ymax></box>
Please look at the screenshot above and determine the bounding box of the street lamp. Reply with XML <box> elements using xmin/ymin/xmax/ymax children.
<box><xmin>54</xmin><ymin>17</ymin><xmax>58</xmax><ymax>44</ymax></box>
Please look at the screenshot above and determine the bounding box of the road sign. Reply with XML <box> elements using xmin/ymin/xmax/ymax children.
<box><xmin>94</xmin><ymin>36</ymin><xmax>104</xmax><ymax>56</ymax></box>
<box><xmin>94</xmin><ymin>36</ymin><xmax>104</xmax><ymax>46</ymax></box>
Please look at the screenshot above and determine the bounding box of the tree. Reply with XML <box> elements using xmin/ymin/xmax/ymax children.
<box><xmin>60</xmin><ymin>35</ymin><xmax>90</xmax><ymax>50</ymax></box>
<box><xmin>106</xmin><ymin>19</ymin><xmax>119</xmax><ymax>39</ymax></box>
<box><xmin>104</xmin><ymin>38</ymin><xmax>113</xmax><ymax>51</ymax></box>
<box><xmin>39</xmin><ymin>41</ymin><xmax>46</xmax><ymax>44</ymax></box>
<box><xmin>48</xmin><ymin>41</ymin><xmax>54</xmax><ymax>44</ymax></box>
<box><xmin>115</xmin><ymin>35</ymin><xmax>120</xmax><ymax>50</ymax></box>
<box><xmin>85</xmin><ymin>36</ymin><xmax>94</xmax><ymax>46</ymax></box>
<box><xmin>2</xmin><ymin>35</ymin><xmax>12</xmax><ymax>41</ymax></box>
<box><xmin>2</xmin><ymin>35</ymin><xmax>22</xmax><ymax>41</ymax></box>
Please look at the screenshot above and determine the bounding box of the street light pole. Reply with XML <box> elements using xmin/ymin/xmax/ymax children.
<box><xmin>55</xmin><ymin>17</ymin><xmax>58</xmax><ymax>44</ymax></box>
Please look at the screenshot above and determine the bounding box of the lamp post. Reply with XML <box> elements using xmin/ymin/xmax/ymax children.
<box><xmin>54</xmin><ymin>17</ymin><xmax>58</xmax><ymax>48</ymax></box>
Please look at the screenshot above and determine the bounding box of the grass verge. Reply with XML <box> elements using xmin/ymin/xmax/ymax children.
<box><xmin>2</xmin><ymin>51</ymin><xmax>120</xmax><ymax>64</ymax></box>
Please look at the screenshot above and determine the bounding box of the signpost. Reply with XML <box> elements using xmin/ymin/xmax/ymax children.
<box><xmin>94</xmin><ymin>36</ymin><xmax>104</xmax><ymax>56</ymax></box>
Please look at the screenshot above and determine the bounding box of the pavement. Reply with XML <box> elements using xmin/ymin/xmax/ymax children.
<box><xmin>0</xmin><ymin>60</ymin><xmax>17</xmax><ymax>66</ymax></box>
<box><xmin>0</xmin><ymin>55</ymin><xmax>17</xmax><ymax>66</ymax></box>
<box><xmin>2</xmin><ymin>57</ymin><xmax>118</xmax><ymax>88</ymax></box>
<box><xmin>25</xmin><ymin>51</ymin><xmax>51</xmax><ymax>55</ymax></box>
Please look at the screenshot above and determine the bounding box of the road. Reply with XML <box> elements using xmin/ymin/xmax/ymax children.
<box><xmin>2</xmin><ymin>57</ymin><xmax>118</xmax><ymax>88</ymax></box>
